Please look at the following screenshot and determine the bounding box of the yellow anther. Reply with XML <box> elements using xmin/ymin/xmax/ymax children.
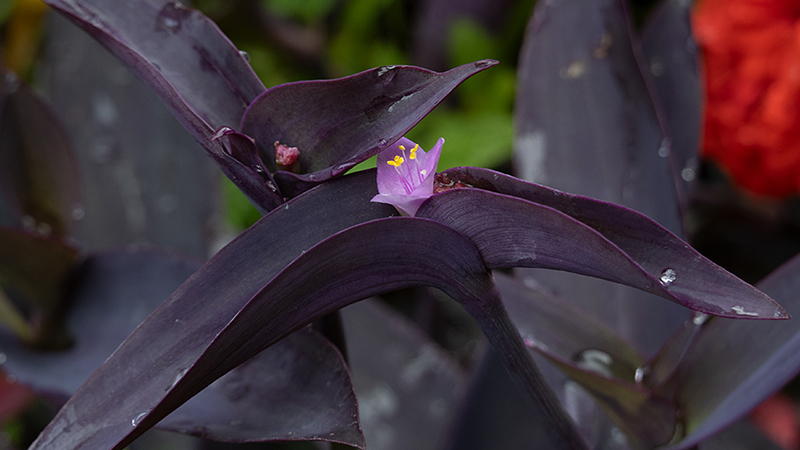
<box><xmin>387</xmin><ymin>155</ymin><xmax>404</xmax><ymax>167</ymax></box>
<box><xmin>398</xmin><ymin>145</ymin><xmax>406</xmax><ymax>151</ymax></box>
<box><xmin>409</xmin><ymin>144</ymin><xmax>419</xmax><ymax>160</ymax></box>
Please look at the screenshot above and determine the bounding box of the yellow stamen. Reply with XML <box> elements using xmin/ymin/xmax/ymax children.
<box><xmin>398</xmin><ymin>145</ymin><xmax>406</xmax><ymax>151</ymax></box>
<box><xmin>409</xmin><ymin>144</ymin><xmax>419</xmax><ymax>160</ymax></box>
<box><xmin>387</xmin><ymin>155</ymin><xmax>404</xmax><ymax>167</ymax></box>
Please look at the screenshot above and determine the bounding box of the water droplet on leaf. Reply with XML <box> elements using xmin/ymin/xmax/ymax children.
<box><xmin>239</xmin><ymin>51</ymin><xmax>250</xmax><ymax>62</ymax></box>
<box><xmin>71</xmin><ymin>204</ymin><xmax>85</xmax><ymax>221</ymax></box>
<box><xmin>131</xmin><ymin>411</ymin><xmax>148</xmax><ymax>427</ymax></box>
<box><xmin>659</xmin><ymin>268</ymin><xmax>677</xmax><ymax>286</ymax></box>
<box><xmin>692</xmin><ymin>312</ymin><xmax>709</xmax><ymax>326</ymax></box>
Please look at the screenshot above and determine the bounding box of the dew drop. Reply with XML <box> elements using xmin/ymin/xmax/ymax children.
<box><xmin>732</xmin><ymin>306</ymin><xmax>758</xmax><ymax>317</ymax></box>
<box><xmin>376</xmin><ymin>65</ymin><xmax>396</xmax><ymax>77</ymax></box>
<box><xmin>574</xmin><ymin>349</ymin><xmax>613</xmax><ymax>377</ymax></box>
<box><xmin>169</xmin><ymin>368</ymin><xmax>189</xmax><ymax>391</ymax></box>
<box><xmin>239</xmin><ymin>50</ymin><xmax>250</xmax><ymax>62</ymax></box>
<box><xmin>71</xmin><ymin>204</ymin><xmax>86</xmax><ymax>221</ymax></box>
<box><xmin>681</xmin><ymin>168</ymin><xmax>695</xmax><ymax>182</ymax></box>
<box><xmin>650</xmin><ymin>58</ymin><xmax>665</xmax><ymax>77</ymax></box>
<box><xmin>634</xmin><ymin>366</ymin><xmax>649</xmax><ymax>384</ymax></box>
<box><xmin>659</xmin><ymin>268</ymin><xmax>677</xmax><ymax>286</ymax></box>
<box><xmin>377</xmin><ymin>139</ymin><xmax>388</xmax><ymax>149</ymax></box>
<box><xmin>4</xmin><ymin>72</ymin><xmax>20</xmax><ymax>93</ymax></box>
<box><xmin>132</xmin><ymin>411</ymin><xmax>148</xmax><ymax>427</ymax></box>
<box><xmin>692</xmin><ymin>312</ymin><xmax>709</xmax><ymax>326</ymax></box>
<box><xmin>473</xmin><ymin>60</ymin><xmax>495</xmax><ymax>69</ymax></box>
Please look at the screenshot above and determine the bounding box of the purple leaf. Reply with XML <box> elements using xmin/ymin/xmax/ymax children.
<box><xmin>496</xmin><ymin>274</ymin><xmax>675</xmax><ymax>448</ymax></box>
<box><xmin>26</xmin><ymin>171</ymin><xmax>392</xmax><ymax>449</ymax></box>
<box><xmin>640</xmin><ymin>0</ymin><xmax>702</xmax><ymax>184</ymax></box>
<box><xmin>371</xmin><ymin>137</ymin><xmax>443</xmax><ymax>216</ymax></box>
<box><xmin>654</xmin><ymin>253</ymin><xmax>800</xmax><ymax>449</ymax></box>
<box><xmin>418</xmin><ymin>179</ymin><xmax>786</xmax><ymax>319</ymax></box>
<box><xmin>42</xmin><ymin>0</ymin><xmax>283</xmax><ymax>210</ymax></box>
<box><xmin>42</xmin><ymin>0</ymin><xmax>263</xmax><ymax>143</ymax></box>
<box><xmin>159</xmin><ymin>329</ymin><xmax>362</xmax><ymax>447</ymax></box>
<box><xmin>29</xmin><ymin>211</ymin><xmax>584</xmax><ymax>449</ymax></box>
<box><xmin>341</xmin><ymin>300</ymin><xmax>464</xmax><ymax>450</ymax></box>
<box><xmin>513</xmin><ymin>0</ymin><xmax>690</xmax><ymax>355</ymax></box>
<box><xmin>0</xmin><ymin>70</ymin><xmax>82</xmax><ymax>237</ymax></box>
<box><xmin>210</xmin><ymin>127</ymin><xmax>282</xmax><ymax>212</ymax></box>
<box><xmin>240</xmin><ymin>61</ymin><xmax>497</xmax><ymax>185</ymax></box>
<box><xmin>1</xmin><ymin>250</ymin><xmax>361</xmax><ymax>445</ymax></box>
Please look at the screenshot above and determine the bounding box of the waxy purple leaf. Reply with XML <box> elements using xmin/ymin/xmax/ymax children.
<box><xmin>656</xmin><ymin>253</ymin><xmax>800</xmax><ymax>449</ymax></box>
<box><xmin>496</xmin><ymin>274</ymin><xmax>676</xmax><ymax>448</ymax></box>
<box><xmin>241</xmin><ymin>61</ymin><xmax>497</xmax><ymax>185</ymax></box>
<box><xmin>26</xmin><ymin>170</ymin><xmax>393</xmax><ymax>450</ymax></box>
<box><xmin>422</xmin><ymin>168</ymin><xmax>787</xmax><ymax>320</ymax></box>
<box><xmin>513</xmin><ymin>0</ymin><xmax>690</xmax><ymax>356</ymax></box>
<box><xmin>41</xmin><ymin>0</ymin><xmax>284</xmax><ymax>211</ymax></box>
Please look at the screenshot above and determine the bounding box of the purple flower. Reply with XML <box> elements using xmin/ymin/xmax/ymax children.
<box><xmin>371</xmin><ymin>137</ymin><xmax>444</xmax><ymax>216</ymax></box>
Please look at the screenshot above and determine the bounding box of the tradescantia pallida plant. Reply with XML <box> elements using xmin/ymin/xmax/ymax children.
<box><xmin>4</xmin><ymin>0</ymin><xmax>800</xmax><ymax>449</ymax></box>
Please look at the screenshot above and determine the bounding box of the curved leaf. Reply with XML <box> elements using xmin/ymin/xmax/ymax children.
<box><xmin>512</xmin><ymin>0</ymin><xmax>690</xmax><ymax>356</ymax></box>
<box><xmin>160</xmin><ymin>329</ymin><xmax>362</xmax><ymax>446</ymax></box>
<box><xmin>240</xmin><ymin>61</ymin><xmax>497</xmax><ymax>184</ymax></box>
<box><xmin>30</xmin><ymin>214</ymin><xmax>585</xmax><ymax>450</ymax></box>
<box><xmin>425</xmin><ymin>170</ymin><xmax>786</xmax><ymax>320</ymax></box>
<box><xmin>26</xmin><ymin>171</ymin><xmax>392</xmax><ymax>450</ymax></box>
<box><xmin>659</xmin><ymin>253</ymin><xmax>800</xmax><ymax>449</ymax></box>
<box><xmin>496</xmin><ymin>274</ymin><xmax>675</xmax><ymax>448</ymax></box>
<box><xmin>42</xmin><ymin>0</ymin><xmax>283</xmax><ymax>210</ymax></box>
<box><xmin>42</xmin><ymin>0</ymin><xmax>264</xmax><ymax>143</ymax></box>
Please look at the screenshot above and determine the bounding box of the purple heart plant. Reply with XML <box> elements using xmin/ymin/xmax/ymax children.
<box><xmin>3</xmin><ymin>1</ymin><xmax>800</xmax><ymax>450</ymax></box>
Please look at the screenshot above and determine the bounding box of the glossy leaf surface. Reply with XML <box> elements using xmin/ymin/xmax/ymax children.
<box><xmin>27</xmin><ymin>170</ymin><xmax>393</xmax><ymax>450</ymax></box>
<box><xmin>29</xmin><ymin>215</ymin><xmax>495</xmax><ymax>450</ymax></box>
<box><xmin>496</xmin><ymin>274</ymin><xmax>675</xmax><ymax>448</ymax></box>
<box><xmin>659</xmin><ymin>254</ymin><xmax>800</xmax><ymax>449</ymax></box>
<box><xmin>240</xmin><ymin>61</ymin><xmax>497</xmax><ymax>183</ymax></box>
<box><xmin>1</xmin><ymin>250</ymin><xmax>361</xmax><ymax>446</ymax></box>
<box><xmin>512</xmin><ymin>0</ymin><xmax>689</xmax><ymax>356</ymax></box>
<box><xmin>42</xmin><ymin>0</ymin><xmax>264</xmax><ymax>143</ymax></box>
<box><xmin>418</xmin><ymin>180</ymin><xmax>785</xmax><ymax>319</ymax></box>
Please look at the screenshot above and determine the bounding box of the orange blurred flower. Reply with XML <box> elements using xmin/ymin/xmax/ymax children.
<box><xmin>693</xmin><ymin>0</ymin><xmax>800</xmax><ymax>197</ymax></box>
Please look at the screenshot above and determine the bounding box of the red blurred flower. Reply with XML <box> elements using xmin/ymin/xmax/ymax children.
<box><xmin>693</xmin><ymin>0</ymin><xmax>800</xmax><ymax>197</ymax></box>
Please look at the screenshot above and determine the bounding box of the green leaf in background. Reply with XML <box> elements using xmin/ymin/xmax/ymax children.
<box><xmin>262</xmin><ymin>0</ymin><xmax>337</xmax><ymax>23</ymax></box>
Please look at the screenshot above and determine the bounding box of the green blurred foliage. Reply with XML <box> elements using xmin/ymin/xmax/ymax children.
<box><xmin>197</xmin><ymin>0</ymin><xmax>532</xmax><ymax>229</ymax></box>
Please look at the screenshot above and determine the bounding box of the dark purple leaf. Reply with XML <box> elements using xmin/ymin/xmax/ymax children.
<box><xmin>341</xmin><ymin>299</ymin><xmax>464</xmax><ymax>450</ymax></box>
<box><xmin>0</xmin><ymin>249</ymin><xmax>361</xmax><ymax>446</ymax></box>
<box><xmin>640</xmin><ymin>0</ymin><xmax>702</xmax><ymax>185</ymax></box>
<box><xmin>25</xmin><ymin>170</ymin><xmax>391</xmax><ymax>449</ymax></box>
<box><xmin>30</xmin><ymin>213</ymin><xmax>585</xmax><ymax>450</ymax></box>
<box><xmin>496</xmin><ymin>274</ymin><xmax>675</xmax><ymax>448</ymax></box>
<box><xmin>42</xmin><ymin>0</ymin><xmax>263</xmax><ymax>143</ymax></box>
<box><xmin>160</xmin><ymin>329</ymin><xmax>362</xmax><ymax>447</ymax></box>
<box><xmin>211</xmin><ymin>127</ymin><xmax>282</xmax><ymax>212</ymax></box>
<box><xmin>512</xmin><ymin>0</ymin><xmax>690</xmax><ymax>355</ymax></box>
<box><xmin>0</xmin><ymin>70</ymin><xmax>82</xmax><ymax>237</ymax></box>
<box><xmin>42</xmin><ymin>0</ymin><xmax>283</xmax><ymax>211</ymax></box>
<box><xmin>418</xmin><ymin>183</ymin><xmax>785</xmax><ymax>319</ymax></box>
<box><xmin>39</xmin><ymin>15</ymin><xmax>224</xmax><ymax>256</ymax></box>
<box><xmin>655</xmin><ymin>253</ymin><xmax>800</xmax><ymax>449</ymax></box>
<box><xmin>240</xmin><ymin>61</ymin><xmax>497</xmax><ymax>184</ymax></box>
